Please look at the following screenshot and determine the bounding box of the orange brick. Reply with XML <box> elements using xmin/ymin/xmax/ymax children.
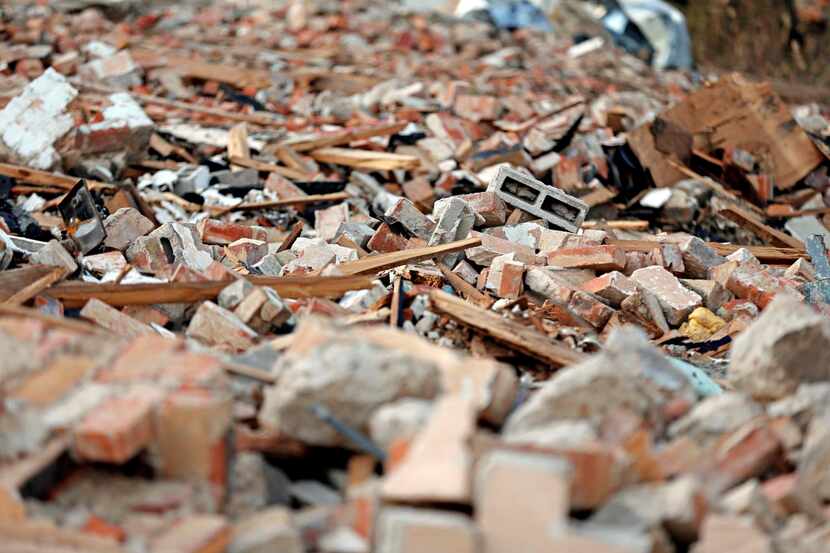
<box><xmin>98</xmin><ymin>335</ymin><xmax>183</xmax><ymax>384</ymax></box>
<box><xmin>10</xmin><ymin>354</ymin><xmax>94</xmax><ymax>407</ymax></box>
<box><xmin>73</xmin><ymin>387</ymin><xmax>164</xmax><ymax>464</ymax></box>
<box><xmin>547</xmin><ymin>245</ymin><xmax>626</xmax><ymax>271</ymax></box>
<box><xmin>154</xmin><ymin>389</ymin><xmax>233</xmax><ymax>502</ymax></box>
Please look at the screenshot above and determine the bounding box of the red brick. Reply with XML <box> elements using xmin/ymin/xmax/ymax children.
<box><xmin>454</xmin><ymin>94</ymin><xmax>500</xmax><ymax>122</ymax></box>
<box><xmin>702</xmin><ymin>423</ymin><xmax>782</xmax><ymax>494</ymax></box>
<box><xmin>367</xmin><ymin>223</ymin><xmax>408</xmax><ymax>253</ymax></box>
<box><xmin>73</xmin><ymin>386</ymin><xmax>164</xmax><ymax>464</ymax></box>
<box><xmin>197</xmin><ymin>219</ymin><xmax>280</xmax><ymax>246</ymax></box>
<box><xmin>457</xmin><ymin>191</ymin><xmax>507</xmax><ymax>227</ymax></box>
<box><xmin>582</xmin><ymin>271</ymin><xmax>638</xmax><ymax>307</ymax></box>
<box><xmin>547</xmin><ymin>245</ymin><xmax>626</xmax><ymax>271</ymax></box>
<box><xmin>568</xmin><ymin>291</ymin><xmax>615</xmax><ymax>330</ymax></box>
<box><xmin>485</xmin><ymin>253</ymin><xmax>525</xmax><ymax>299</ymax></box>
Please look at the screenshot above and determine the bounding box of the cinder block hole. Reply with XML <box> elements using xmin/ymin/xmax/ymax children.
<box><xmin>501</xmin><ymin>177</ymin><xmax>539</xmax><ymax>203</ymax></box>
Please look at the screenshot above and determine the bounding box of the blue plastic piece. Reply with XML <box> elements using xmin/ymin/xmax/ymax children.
<box><xmin>669</xmin><ymin>358</ymin><xmax>722</xmax><ymax>398</ymax></box>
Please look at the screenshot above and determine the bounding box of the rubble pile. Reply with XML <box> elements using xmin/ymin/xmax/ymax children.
<box><xmin>1</xmin><ymin>0</ymin><xmax>830</xmax><ymax>551</ymax></box>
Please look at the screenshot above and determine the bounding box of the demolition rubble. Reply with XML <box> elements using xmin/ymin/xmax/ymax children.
<box><xmin>1</xmin><ymin>0</ymin><xmax>830</xmax><ymax>552</ymax></box>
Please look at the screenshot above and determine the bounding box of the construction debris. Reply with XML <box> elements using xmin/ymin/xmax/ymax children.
<box><xmin>0</xmin><ymin>1</ymin><xmax>829</xmax><ymax>552</ymax></box>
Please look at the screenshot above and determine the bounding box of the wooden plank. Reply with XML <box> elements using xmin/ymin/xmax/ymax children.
<box><xmin>278</xmin><ymin>221</ymin><xmax>304</xmax><ymax>253</ymax></box>
<box><xmin>437</xmin><ymin>262</ymin><xmax>494</xmax><ymax>309</ymax></box>
<box><xmin>0</xmin><ymin>163</ymin><xmax>112</xmax><ymax>191</ymax></box>
<box><xmin>335</xmin><ymin>237</ymin><xmax>482</xmax><ymax>276</ymax></box>
<box><xmin>228</xmin><ymin>156</ymin><xmax>313</xmax><ymax>181</ymax></box>
<box><xmin>0</xmin><ymin>304</ymin><xmax>109</xmax><ymax>334</ymax></box>
<box><xmin>389</xmin><ymin>276</ymin><xmax>403</xmax><ymax>328</ymax></box>
<box><xmin>131</xmin><ymin>49</ymin><xmax>272</xmax><ymax>89</ymax></box>
<box><xmin>3</xmin><ymin>267</ymin><xmax>67</xmax><ymax>306</ymax></box>
<box><xmin>310</xmin><ymin>148</ymin><xmax>420</xmax><ymax>171</ymax></box>
<box><xmin>281</xmin><ymin>121</ymin><xmax>407</xmax><ymax>152</ymax></box>
<box><xmin>227</xmin><ymin>123</ymin><xmax>250</xmax><ymax>164</ymax></box>
<box><xmin>0</xmin><ymin>265</ymin><xmax>56</xmax><ymax>302</ymax></box>
<box><xmin>718</xmin><ymin>205</ymin><xmax>804</xmax><ymax>249</ymax></box>
<box><xmin>608</xmin><ymin>238</ymin><xmax>806</xmax><ymax>264</ymax></box>
<box><xmin>48</xmin><ymin>275</ymin><xmax>375</xmax><ymax>308</ymax></box>
<box><xmin>217</xmin><ymin>192</ymin><xmax>350</xmax><ymax>215</ymax></box>
<box><xmin>429</xmin><ymin>289</ymin><xmax>585</xmax><ymax>368</ymax></box>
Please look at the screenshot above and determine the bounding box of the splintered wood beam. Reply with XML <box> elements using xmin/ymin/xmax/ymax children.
<box><xmin>0</xmin><ymin>163</ymin><xmax>113</xmax><ymax>191</ymax></box>
<box><xmin>48</xmin><ymin>275</ymin><xmax>375</xmax><ymax>308</ymax></box>
<box><xmin>608</xmin><ymin>239</ymin><xmax>807</xmax><ymax>264</ymax></box>
<box><xmin>309</xmin><ymin>148</ymin><xmax>420</xmax><ymax>171</ymax></box>
<box><xmin>3</xmin><ymin>267</ymin><xmax>68</xmax><ymax>306</ymax></box>
<box><xmin>437</xmin><ymin>262</ymin><xmax>494</xmax><ymax>309</ymax></box>
<box><xmin>218</xmin><ymin>192</ymin><xmax>350</xmax><ymax>215</ymax></box>
<box><xmin>227</xmin><ymin>156</ymin><xmax>313</xmax><ymax>181</ymax></box>
<box><xmin>717</xmin><ymin>205</ymin><xmax>804</xmax><ymax>249</ymax></box>
<box><xmin>335</xmin><ymin>237</ymin><xmax>482</xmax><ymax>276</ymax></box>
<box><xmin>429</xmin><ymin>289</ymin><xmax>586</xmax><ymax>368</ymax></box>
<box><xmin>281</xmin><ymin>121</ymin><xmax>408</xmax><ymax>152</ymax></box>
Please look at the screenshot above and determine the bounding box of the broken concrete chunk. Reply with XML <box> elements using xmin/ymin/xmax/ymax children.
<box><xmin>259</xmin><ymin>319</ymin><xmax>441</xmax><ymax>447</ymax></box>
<box><xmin>127</xmin><ymin>222</ymin><xmax>214</xmax><ymax>273</ymax></box>
<box><xmin>369</xmin><ymin>398</ymin><xmax>433</xmax><ymax>452</ymax></box>
<box><xmin>730</xmin><ymin>294</ymin><xmax>830</xmax><ymax>401</ymax></box>
<box><xmin>0</xmin><ymin>68</ymin><xmax>78</xmax><ymax>170</ymax></box>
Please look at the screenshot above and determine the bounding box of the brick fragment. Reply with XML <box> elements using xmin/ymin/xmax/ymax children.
<box><xmin>31</xmin><ymin>240</ymin><xmax>77</xmax><ymax>273</ymax></box>
<box><xmin>384</xmin><ymin>197</ymin><xmax>435</xmax><ymax>240</ymax></box>
<box><xmin>367</xmin><ymin>223</ymin><xmax>409</xmax><ymax>253</ymax></box>
<box><xmin>73</xmin><ymin>386</ymin><xmax>163</xmax><ymax>464</ymax></box>
<box><xmin>631</xmin><ymin>266</ymin><xmax>702</xmax><ymax>326</ymax></box>
<box><xmin>230</xmin><ymin>507</ymin><xmax>303</xmax><ymax>553</ymax></box>
<box><xmin>74</xmin><ymin>92</ymin><xmax>153</xmax><ymax>160</ymax></box>
<box><xmin>81</xmin><ymin>298</ymin><xmax>155</xmax><ymax>338</ymax></box>
<box><xmin>186</xmin><ymin>301</ymin><xmax>258</xmax><ymax>351</ymax></box>
<box><xmin>677</xmin><ymin>236</ymin><xmax>726</xmax><ymax>279</ymax></box>
<box><xmin>79</xmin><ymin>51</ymin><xmax>142</xmax><ymax>89</ymax></box>
<box><xmin>476</xmin><ymin>450</ymin><xmax>570</xmax><ymax>553</ymax></box>
<box><xmin>376</xmin><ymin>507</ymin><xmax>480</xmax><ymax>553</ymax></box>
<box><xmin>101</xmin><ymin>207</ymin><xmax>154</xmax><ymax>251</ymax></box>
<box><xmin>582</xmin><ymin>271</ymin><xmax>637</xmax><ymax>307</ymax></box>
<box><xmin>569</xmin><ymin>291</ymin><xmax>615</xmax><ymax>330</ymax></box>
<box><xmin>127</xmin><ymin>222</ymin><xmax>213</xmax><ymax>273</ymax></box>
<box><xmin>680</xmin><ymin>279</ymin><xmax>733</xmax><ymax>312</ymax></box>
<box><xmin>265</xmin><ymin>172</ymin><xmax>307</xmax><ymax>199</ymax></box>
<box><xmin>648</xmin><ymin>243</ymin><xmax>685</xmax><ymax>274</ymax></box>
<box><xmin>692</xmin><ymin>515</ymin><xmax>772</xmax><ymax>553</ymax></box>
<box><xmin>485</xmin><ymin>253</ymin><xmax>525</xmax><ymax>299</ymax></box>
<box><xmin>151</xmin><ymin>515</ymin><xmax>231</xmax><ymax>553</ymax></box>
<box><xmin>198</xmin><ymin>219</ymin><xmax>281</xmax><ymax>246</ymax></box>
<box><xmin>467</xmin><ymin>232</ymin><xmax>540</xmax><ymax>266</ymax></box>
<box><xmin>547</xmin><ymin>245</ymin><xmax>626</xmax><ymax>271</ymax></box>
<box><xmin>382</xmin><ymin>394</ymin><xmax>475</xmax><ymax>504</ymax></box>
<box><xmin>315</xmin><ymin>203</ymin><xmax>350</xmax><ymax>242</ymax></box>
<box><xmin>454</xmin><ymin>94</ymin><xmax>500</xmax><ymax>122</ymax></box>
<box><xmin>154</xmin><ymin>389</ymin><xmax>233</xmax><ymax>500</ymax></box>
<box><xmin>456</xmin><ymin>191</ymin><xmax>507</xmax><ymax>227</ymax></box>
<box><xmin>525</xmin><ymin>267</ymin><xmax>575</xmax><ymax>303</ymax></box>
